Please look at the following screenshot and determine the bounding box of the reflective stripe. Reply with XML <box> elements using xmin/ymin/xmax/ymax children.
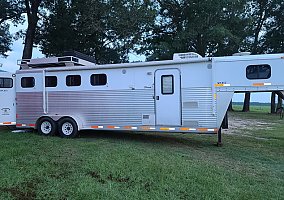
<box><xmin>197</xmin><ymin>128</ymin><xmax>209</xmax><ymax>132</ymax></box>
<box><xmin>253</xmin><ymin>83</ymin><xmax>271</xmax><ymax>86</ymax></box>
<box><xmin>141</xmin><ymin>126</ymin><xmax>150</xmax><ymax>130</ymax></box>
<box><xmin>214</xmin><ymin>83</ymin><xmax>231</xmax><ymax>87</ymax></box>
<box><xmin>89</xmin><ymin>125</ymin><xmax>217</xmax><ymax>133</ymax></box>
<box><xmin>124</xmin><ymin>126</ymin><xmax>132</xmax><ymax>129</ymax></box>
<box><xmin>0</xmin><ymin>122</ymin><xmax>16</xmax><ymax>125</ymax></box>
<box><xmin>160</xmin><ymin>127</ymin><xmax>175</xmax><ymax>131</ymax></box>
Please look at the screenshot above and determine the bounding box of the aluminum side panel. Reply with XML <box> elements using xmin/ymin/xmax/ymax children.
<box><xmin>17</xmin><ymin>89</ymin><xmax>155</xmax><ymax>127</ymax></box>
<box><xmin>16</xmin><ymin>92</ymin><xmax>43</xmax><ymax>124</ymax></box>
<box><xmin>182</xmin><ymin>87</ymin><xmax>216</xmax><ymax>128</ymax></box>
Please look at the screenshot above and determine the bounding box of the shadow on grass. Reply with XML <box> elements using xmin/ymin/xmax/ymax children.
<box><xmin>78</xmin><ymin>130</ymin><xmax>216</xmax><ymax>148</ymax></box>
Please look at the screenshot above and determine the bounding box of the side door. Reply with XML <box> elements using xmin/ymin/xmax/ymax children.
<box><xmin>155</xmin><ymin>69</ymin><xmax>181</xmax><ymax>126</ymax></box>
<box><xmin>0</xmin><ymin>73</ymin><xmax>16</xmax><ymax>125</ymax></box>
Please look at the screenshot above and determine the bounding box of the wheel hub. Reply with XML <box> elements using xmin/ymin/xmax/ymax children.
<box><xmin>41</xmin><ymin>121</ymin><xmax>52</xmax><ymax>134</ymax></box>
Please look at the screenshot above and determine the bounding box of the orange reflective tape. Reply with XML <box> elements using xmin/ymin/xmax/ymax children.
<box><xmin>3</xmin><ymin>122</ymin><xmax>11</xmax><ymax>125</ymax></box>
<box><xmin>91</xmin><ymin>125</ymin><xmax>99</xmax><ymax>129</ymax></box>
<box><xmin>124</xmin><ymin>126</ymin><xmax>132</xmax><ymax>129</ymax></box>
<box><xmin>107</xmin><ymin>125</ymin><xmax>115</xmax><ymax>129</ymax></box>
<box><xmin>253</xmin><ymin>83</ymin><xmax>264</xmax><ymax>86</ymax></box>
<box><xmin>180</xmin><ymin>127</ymin><xmax>189</xmax><ymax>131</ymax></box>
<box><xmin>198</xmin><ymin>128</ymin><xmax>208</xmax><ymax>132</ymax></box>
<box><xmin>160</xmin><ymin>127</ymin><xmax>170</xmax><ymax>131</ymax></box>
<box><xmin>214</xmin><ymin>84</ymin><xmax>223</xmax><ymax>87</ymax></box>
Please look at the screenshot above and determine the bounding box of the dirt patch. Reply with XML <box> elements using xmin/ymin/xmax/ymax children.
<box><xmin>88</xmin><ymin>171</ymin><xmax>131</xmax><ymax>184</ymax></box>
<box><xmin>223</xmin><ymin>114</ymin><xmax>275</xmax><ymax>139</ymax></box>
<box><xmin>0</xmin><ymin>179</ymin><xmax>40</xmax><ymax>200</ymax></box>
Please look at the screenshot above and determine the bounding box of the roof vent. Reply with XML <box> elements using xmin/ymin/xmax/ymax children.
<box><xmin>173</xmin><ymin>52</ymin><xmax>202</xmax><ymax>60</ymax></box>
<box><xmin>232</xmin><ymin>52</ymin><xmax>251</xmax><ymax>56</ymax></box>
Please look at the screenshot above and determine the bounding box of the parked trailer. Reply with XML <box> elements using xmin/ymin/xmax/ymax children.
<box><xmin>0</xmin><ymin>70</ymin><xmax>16</xmax><ymax>126</ymax></box>
<box><xmin>1</xmin><ymin>52</ymin><xmax>284</xmax><ymax>145</ymax></box>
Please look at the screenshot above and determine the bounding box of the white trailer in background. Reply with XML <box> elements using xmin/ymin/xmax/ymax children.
<box><xmin>0</xmin><ymin>70</ymin><xmax>16</xmax><ymax>127</ymax></box>
<box><xmin>1</xmin><ymin>52</ymin><xmax>284</xmax><ymax>145</ymax></box>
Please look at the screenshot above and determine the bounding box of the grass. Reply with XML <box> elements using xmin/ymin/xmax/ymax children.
<box><xmin>0</xmin><ymin>108</ymin><xmax>283</xmax><ymax>199</ymax></box>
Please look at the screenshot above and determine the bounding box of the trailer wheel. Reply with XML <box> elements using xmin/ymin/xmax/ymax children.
<box><xmin>58</xmin><ymin>118</ymin><xmax>78</xmax><ymax>138</ymax></box>
<box><xmin>37</xmin><ymin>117</ymin><xmax>57</xmax><ymax>136</ymax></box>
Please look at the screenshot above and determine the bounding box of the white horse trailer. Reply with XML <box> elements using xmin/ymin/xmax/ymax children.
<box><xmin>9</xmin><ymin>52</ymin><xmax>284</xmax><ymax>144</ymax></box>
<box><xmin>0</xmin><ymin>70</ymin><xmax>16</xmax><ymax>126</ymax></box>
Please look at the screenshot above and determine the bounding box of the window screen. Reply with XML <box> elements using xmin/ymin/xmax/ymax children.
<box><xmin>66</xmin><ymin>75</ymin><xmax>81</xmax><ymax>86</ymax></box>
<box><xmin>45</xmin><ymin>76</ymin><xmax>57</xmax><ymax>87</ymax></box>
<box><xmin>90</xmin><ymin>74</ymin><xmax>107</xmax><ymax>86</ymax></box>
<box><xmin>246</xmin><ymin>64</ymin><xmax>271</xmax><ymax>80</ymax></box>
<box><xmin>161</xmin><ymin>75</ymin><xmax>174</xmax><ymax>94</ymax></box>
<box><xmin>21</xmin><ymin>77</ymin><xmax>35</xmax><ymax>88</ymax></box>
<box><xmin>0</xmin><ymin>78</ymin><xmax>13</xmax><ymax>88</ymax></box>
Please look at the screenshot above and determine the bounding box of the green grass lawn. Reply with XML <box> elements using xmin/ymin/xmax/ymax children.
<box><xmin>0</xmin><ymin>110</ymin><xmax>283</xmax><ymax>199</ymax></box>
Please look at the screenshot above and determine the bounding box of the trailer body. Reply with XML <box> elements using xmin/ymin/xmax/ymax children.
<box><xmin>12</xmin><ymin>53</ymin><xmax>284</xmax><ymax>139</ymax></box>
<box><xmin>0</xmin><ymin>70</ymin><xmax>16</xmax><ymax>126</ymax></box>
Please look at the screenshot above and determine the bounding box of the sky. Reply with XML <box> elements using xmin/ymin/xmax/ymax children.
<box><xmin>0</xmin><ymin>23</ymin><xmax>272</xmax><ymax>103</ymax></box>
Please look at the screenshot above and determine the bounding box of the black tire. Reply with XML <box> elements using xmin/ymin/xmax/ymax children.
<box><xmin>37</xmin><ymin>117</ymin><xmax>57</xmax><ymax>136</ymax></box>
<box><xmin>58</xmin><ymin>118</ymin><xmax>78</xmax><ymax>138</ymax></box>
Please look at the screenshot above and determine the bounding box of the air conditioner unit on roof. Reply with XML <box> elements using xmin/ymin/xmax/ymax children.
<box><xmin>173</xmin><ymin>52</ymin><xmax>202</xmax><ymax>60</ymax></box>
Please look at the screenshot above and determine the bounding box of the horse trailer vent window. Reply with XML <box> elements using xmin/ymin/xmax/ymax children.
<box><xmin>90</xmin><ymin>74</ymin><xmax>107</xmax><ymax>86</ymax></box>
<box><xmin>45</xmin><ymin>76</ymin><xmax>57</xmax><ymax>87</ymax></box>
<box><xmin>0</xmin><ymin>78</ymin><xmax>13</xmax><ymax>88</ymax></box>
<box><xmin>21</xmin><ymin>77</ymin><xmax>35</xmax><ymax>88</ymax></box>
<box><xmin>161</xmin><ymin>75</ymin><xmax>174</xmax><ymax>94</ymax></box>
<box><xmin>246</xmin><ymin>64</ymin><xmax>271</xmax><ymax>80</ymax></box>
<box><xmin>66</xmin><ymin>75</ymin><xmax>81</xmax><ymax>86</ymax></box>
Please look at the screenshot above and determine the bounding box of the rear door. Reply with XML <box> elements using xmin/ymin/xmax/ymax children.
<box><xmin>0</xmin><ymin>72</ymin><xmax>16</xmax><ymax>125</ymax></box>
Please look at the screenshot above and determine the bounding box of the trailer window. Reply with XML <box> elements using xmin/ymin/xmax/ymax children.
<box><xmin>21</xmin><ymin>77</ymin><xmax>35</xmax><ymax>88</ymax></box>
<box><xmin>90</xmin><ymin>74</ymin><xmax>107</xmax><ymax>86</ymax></box>
<box><xmin>246</xmin><ymin>64</ymin><xmax>271</xmax><ymax>80</ymax></box>
<box><xmin>66</xmin><ymin>75</ymin><xmax>81</xmax><ymax>86</ymax></box>
<box><xmin>0</xmin><ymin>78</ymin><xmax>13</xmax><ymax>88</ymax></box>
<box><xmin>45</xmin><ymin>76</ymin><xmax>57</xmax><ymax>87</ymax></box>
<box><xmin>161</xmin><ymin>75</ymin><xmax>174</xmax><ymax>95</ymax></box>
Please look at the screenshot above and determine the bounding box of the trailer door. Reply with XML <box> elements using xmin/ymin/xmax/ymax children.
<box><xmin>0</xmin><ymin>73</ymin><xmax>16</xmax><ymax>125</ymax></box>
<box><xmin>155</xmin><ymin>69</ymin><xmax>181</xmax><ymax>126</ymax></box>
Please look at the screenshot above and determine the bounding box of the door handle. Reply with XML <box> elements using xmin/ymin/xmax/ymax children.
<box><xmin>156</xmin><ymin>96</ymin><xmax>159</xmax><ymax>100</ymax></box>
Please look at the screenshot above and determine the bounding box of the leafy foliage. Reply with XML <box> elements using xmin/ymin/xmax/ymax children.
<box><xmin>139</xmin><ymin>0</ymin><xmax>249</xmax><ymax>61</ymax></box>
<box><xmin>37</xmin><ymin>0</ymin><xmax>156</xmax><ymax>64</ymax></box>
<box><xmin>0</xmin><ymin>0</ymin><xmax>24</xmax><ymax>57</ymax></box>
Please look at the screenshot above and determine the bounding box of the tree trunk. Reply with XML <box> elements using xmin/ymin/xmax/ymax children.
<box><xmin>228</xmin><ymin>100</ymin><xmax>234</xmax><ymax>111</ymax></box>
<box><xmin>22</xmin><ymin>21</ymin><xmax>37</xmax><ymax>59</ymax></box>
<box><xmin>271</xmin><ymin>92</ymin><xmax>276</xmax><ymax>113</ymax></box>
<box><xmin>277</xmin><ymin>95</ymin><xmax>283</xmax><ymax>109</ymax></box>
<box><xmin>21</xmin><ymin>0</ymin><xmax>41</xmax><ymax>60</ymax></box>
<box><xmin>242</xmin><ymin>92</ymin><xmax>250</xmax><ymax>112</ymax></box>
<box><xmin>196</xmin><ymin>33</ymin><xmax>205</xmax><ymax>57</ymax></box>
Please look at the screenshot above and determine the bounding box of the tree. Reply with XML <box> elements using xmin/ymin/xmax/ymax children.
<box><xmin>0</xmin><ymin>0</ymin><xmax>24</xmax><ymax>57</ymax></box>
<box><xmin>241</xmin><ymin>0</ymin><xmax>275</xmax><ymax>112</ymax></box>
<box><xmin>139</xmin><ymin>0</ymin><xmax>248</xmax><ymax>61</ymax></box>
<box><xmin>22</xmin><ymin>0</ymin><xmax>42</xmax><ymax>59</ymax></box>
<box><xmin>37</xmin><ymin>0</ymin><xmax>156</xmax><ymax>64</ymax></box>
